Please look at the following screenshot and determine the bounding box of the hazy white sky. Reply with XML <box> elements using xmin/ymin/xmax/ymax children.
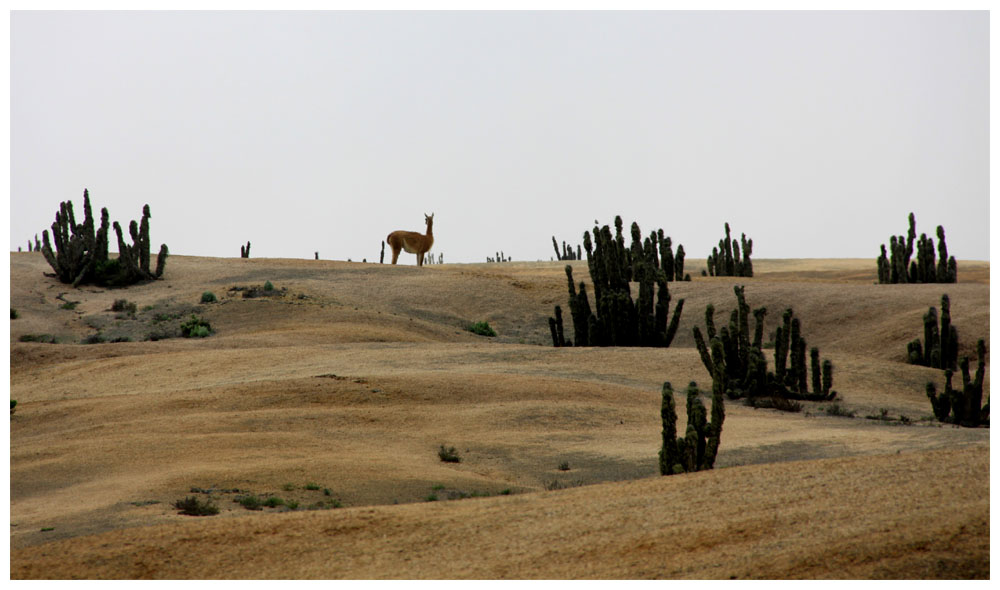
<box><xmin>9</xmin><ymin>10</ymin><xmax>990</xmax><ymax>264</ymax></box>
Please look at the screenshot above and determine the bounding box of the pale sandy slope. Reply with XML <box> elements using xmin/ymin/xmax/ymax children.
<box><xmin>8</xmin><ymin>253</ymin><xmax>990</xmax><ymax>579</ymax></box>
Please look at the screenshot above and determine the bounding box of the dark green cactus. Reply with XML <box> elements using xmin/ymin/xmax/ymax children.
<box><xmin>927</xmin><ymin>339</ymin><xmax>988</xmax><ymax>427</ymax></box>
<box><xmin>879</xmin><ymin>214</ymin><xmax>957</xmax><ymax>284</ymax></box>
<box><xmin>707</xmin><ymin>223</ymin><xmax>753</xmax><ymax>277</ymax></box>
<box><xmin>40</xmin><ymin>190</ymin><xmax>166</xmax><ymax>287</ymax></box>
<box><xmin>695</xmin><ymin>287</ymin><xmax>834</xmax><ymax>403</ymax></box>
<box><xmin>659</xmin><ymin>380</ymin><xmax>725</xmax><ymax>476</ymax></box>
<box><xmin>559</xmin><ymin>218</ymin><xmax>684</xmax><ymax>348</ymax></box>
<box><xmin>908</xmin><ymin>294</ymin><xmax>959</xmax><ymax>370</ymax></box>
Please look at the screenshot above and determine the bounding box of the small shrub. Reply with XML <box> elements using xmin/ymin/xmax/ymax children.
<box><xmin>823</xmin><ymin>403</ymin><xmax>856</xmax><ymax>418</ymax></box>
<box><xmin>82</xmin><ymin>333</ymin><xmax>106</xmax><ymax>345</ymax></box>
<box><xmin>426</xmin><ymin>494</ymin><xmax>439</xmax><ymax>502</ymax></box>
<box><xmin>264</xmin><ymin>280</ymin><xmax>274</xmax><ymax>292</ymax></box>
<box><xmin>866</xmin><ymin>408</ymin><xmax>892</xmax><ymax>422</ymax></box>
<box><xmin>180</xmin><ymin>315</ymin><xmax>212</xmax><ymax>338</ymax></box>
<box><xmin>467</xmin><ymin>321</ymin><xmax>497</xmax><ymax>337</ymax></box>
<box><xmin>60</xmin><ymin>301</ymin><xmax>78</xmax><ymax>310</ymax></box>
<box><xmin>11</xmin><ymin>309</ymin><xmax>19</xmax><ymax>319</ymax></box>
<box><xmin>111</xmin><ymin>299</ymin><xmax>137</xmax><ymax>315</ymax></box>
<box><xmin>305</xmin><ymin>482</ymin><xmax>320</xmax><ymax>491</ymax></box>
<box><xmin>282</xmin><ymin>483</ymin><xmax>296</xmax><ymax>491</ymax></box>
<box><xmin>558</xmin><ymin>461</ymin><xmax>570</xmax><ymax>471</ymax></box>
<box><xmin>500</xmin><ymin>489</ymin><xmax>512</xmax><ymax>495</ymax></box>
<box><xmin>200</xmin><ymin>291</ymin><xmax>217</xmax><ymax>304</ymax></box>
<box><xmin>237</xmin><ymin>495</ymin><xmax>263</xmax><ymax>510</ymax></box>
<box><xmin>263</xmin><ymin>496</ymin><xmax>284</xmax><ymax>508</ymax></box>
<box><xmin>173</xmin><ymin>496</ymin><xmax>219</xmax><ymax>516</ymax></box>
<box><xmin>323</xmin><ymin>488</ymin><xmax>332</xmax><ymax>496</ymax></box>
<box><xmin>10</xmin><ymin>400</ymin><xmax>17</xmax><ymax>415</ymax></box>
<box><xmin>19</xmin><ymin>334</ymin><xmax>57</xmax><ymax>344</ymax></box>
<box><xmin>438</xmin><ymin>445</ymin><xmax>461</xmax><ymax>463</ymax></box>
<box><xmin>744</xmin><ymin>396</ymin><xmax>802</xmax><ymax>413</ymax></box>
<box><xmin>285</xmin><ymin>500</ymin><xmax>299</xmax><ymax>510</ymax></box>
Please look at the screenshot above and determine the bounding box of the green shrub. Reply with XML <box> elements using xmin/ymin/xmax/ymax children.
<box><xmin>263</xmin><ymin>496</ymin><xmax>284</xmax><ymax>508</ymax></box>
<box><xmin>558</xmin><ymin>461</ymin><xmax>570</xmax><ymax>471</ymax></box>
<box><xmin>305</xmin><ymin>482</ymin><xmax>320</xmax><ymax>491</ymax></box>
<box><xmin>111</xmin><ymin>299</ymin><xmax>137</xmax><ymax>315</ymax></box>
<box><xmin>467</xmin><ymin>321</ymin><xmax>497</xmax><ymax>337</ymax></box>
<box><xmin>82</xmin><ymin>333</ymin><xmax>106</xmax><ymax>345</ymax></box>
<box><xmin>60</xmin><ymin>301</ymin><xmax>78</xmax><ymax>310</ymax></box>
<box><xmin>237</xmin><ymin>495</ymin><xmax>263</xmax><ymax>511</ymax></box>
<box><xmin>19</xmin><ymin>334</ymin><xmax>57</xmax><ymax>344</ymax></box>
<box><xmin>264</xmin><ymin>280</ymin><xmax>274</xmax><ymax>291</ymax></box>
<box><xmin>200</xmin><ymin>291</ymin><xmax>217</xmax><ymax>304</ymax></box>
<box><xmin>823</xmin><ymin>403</ymin><xmax>855</xmax><ymax>418</ymax></box>
<box><xmin>10</xmin><ymin>400</ymin><xmax>17</xmax><ymax>415</ymax></box>
<box><xmin>10</xmin><ymin>309</ymin><xmax>18</xmax><ymax>319</ymax></box>
<box><xmin>438</xmin><ymin>445</ymin><xmax>461</xmax><ymax>463</ymax></box>
<box><xmin>180</xmin><ymin>315</ymin><xmax>212</xmax><ymax>338</ymax></box>
<box><xmin>173</xmin><ymin>496</ymin><xmax>219</xmax><ymax>516</ymax></box>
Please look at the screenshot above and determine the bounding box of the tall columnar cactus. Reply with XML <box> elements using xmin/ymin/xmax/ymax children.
<box><xmin>926</xmin><ymin>339</ymin><xmax>988</xmax><ymax>427</ymax></box>
<box><xmin>879</xmin><ymin>213</ymin><xmax>957</xmax><ymax>284</ymax></box>
<box><xmin>907</xmin><ymin>294</ymin><xmax>959</xmax><ymax>370</ymax></box>
<box><xmin>40</xmin><ymin>190</ymin><xmax>166</xmax><ymax>287</ymax></box>
<box><xmin>706</xmin><ymin>222</ymin><xmax>753</xmax><ymax>277</ymax></box>
<box><xmin>555</xmin><ymin>217</ymin><xmax>684</xmax><ymax>348</ymax></box>
<box><xmin>659</xmin><ymin>380</ymin><xmax>725</xmax><ymax>476</ymax></box>
<box><xmin>241</xmin><ymin>241</ymin><xmax>251</xmax><ymax>258</ymax></box>
<box><xmin>694</xmin><ymin>287</ymin><xmax>835</xmax><ymax>402</ymax></box>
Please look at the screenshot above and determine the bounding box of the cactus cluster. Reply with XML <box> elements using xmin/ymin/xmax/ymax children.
<box><xmin>659</xmin><ymin>381</ymin><xmax>725</xmax><ymax>475</ymax></box>
<box><xmin>907</xmin><ymin>294</ymin><xmax>959</xmax><ymax>370</ymax></box>
<box><xmin>487</xmin><ymin>251</ymin><xmax>511</xmax><ymax>263</ymax></box>
<box><xmin>692</xmin><ymin>285</ymin><xmax>835</xmax><ymax>403</ymax></box>
<box><xmin>240</xmin><ymin>241</ymin><xmax>251</xmax><ymax>258</ymax></box>
<box><xmin>706</xmin><ymin>222</ymin><xmax>753</xmax><ymax>277</ymax></box>
<box><xmin>40</xmin><ymin>189</ymin><xmax>168</xmax><ymax>287</ymax></box>
<box><xmin>552</xmin><ymin>237</ymin><xmax>582</xmax><ymax>261</ymax></box>
<box><xmin>548</xmin><ymin>216</ymin><xmax>686</xmax><ymax>347</ymax></box>
<box><xmin>926</xmin><ymin>339</ymin><xmax>988</xmax><ymax>427</ymax></box>
<box><xmin>877</xmin><ymin>213</ymin><xmax>957</xmax><ymax>284</ymax></box>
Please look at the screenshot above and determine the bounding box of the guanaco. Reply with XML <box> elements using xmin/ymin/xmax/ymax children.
<box><xmin>387</xmin><ymin>213</ymin><xmax>434</xmax><ymax>266</ymax></box>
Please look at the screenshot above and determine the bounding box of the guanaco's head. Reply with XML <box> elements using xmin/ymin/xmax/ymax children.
<box><xmin>424</xmin><ymin>213</ymin><xmax>434</xmax><ymax>232</ymax></box>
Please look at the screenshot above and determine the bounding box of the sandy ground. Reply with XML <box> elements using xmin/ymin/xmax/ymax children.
<box><xmin>8</xmin><ymin>252</ymin><xmax>990</xmax><ymax>579</ymax></box>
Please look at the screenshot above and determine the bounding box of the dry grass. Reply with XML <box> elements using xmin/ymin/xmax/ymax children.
<box><xmin>8</xmin><ymin>252</ymin><xmax>989</xmax><ymax>579</ymax></box>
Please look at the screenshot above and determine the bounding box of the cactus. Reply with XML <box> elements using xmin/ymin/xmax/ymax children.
<box><xmin>559</xmin><ymin>218</ymin><xmax>684</xmax><ymax>348</ymax></box>
<box><xmin>908</xmin><ymin>294</ymin><xmax>959</xmax><ymax>370</ymax></box>
<box><xmin>241</xmin><ymin>241</ymin><xmax>251</xmax><ymax>258</ymax></box>
<box><xmin>380</xmin><ymin>241</ymin><xmax>385</xmax><ymax>264</ymax></box>
<box><xmin>694</xmin><ymin>287</ymin><xmax>834</xmax><ymax>403</ymax></box>
<box><xmin>879</xmin><ymin>214</ymin><xmax>957</xmax><ymax>283</ymax></box>
<box><xmin>706</xmin><ymin>223</ymin><xmax>753</xmax><ymax>277</ymax></box>
<box><xmin>659</xmin><ymin>380</ymin><xmax>725</xmax><ymax>476</ymax></box>
<box><xmin>40</xmin><ymin>190</ymin><xmax>167</xmax><ymax>287</ymax></box>
<box><xmin>926</xmin><ymin>339</ymin><xmax>988</xmax><ymax>427</ymax></box>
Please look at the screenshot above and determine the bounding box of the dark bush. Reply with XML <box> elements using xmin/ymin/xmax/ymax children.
<box><xmin>173</xmin><ymin>496</ymin><xmax>219</xmax><ymax>516</ymax></box>
<box><xmin>467</xmin><ymin>321</ymin><xmax>497</xmax><ymax>337</ymax></box>
<box><xmin>438</xmin><ymin>445</ymin><xmax>461</xmax><ymax>463</ymax></box>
